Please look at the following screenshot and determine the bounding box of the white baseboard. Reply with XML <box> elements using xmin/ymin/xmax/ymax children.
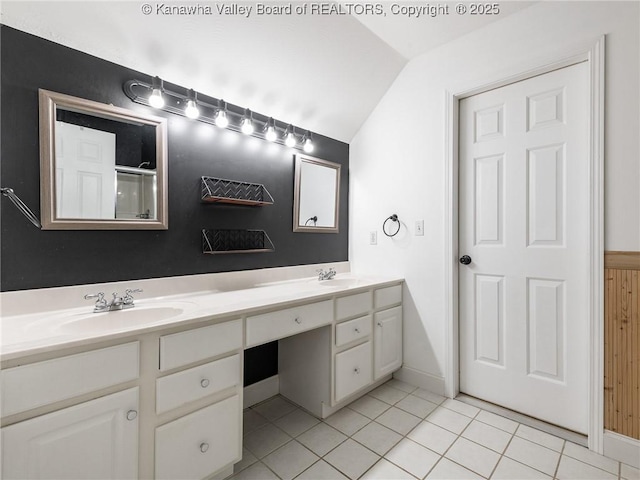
<box><xmin>243</xmin><ymin>375</ymin><xmax>279</xmax><ymax>408</ymax></box>
<box><xmin>603</xmin><ymin>430</ymin><xmax>640</xmax><ymax>469</ymax></box>
<box><xmin>393</xmin><ymin>366</ymin><xmax>445</xmax><ymax>396</ymax></box>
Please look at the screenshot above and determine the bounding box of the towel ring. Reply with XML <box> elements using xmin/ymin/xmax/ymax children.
<box><xmin>383</xmin><ymin>214</ymin><xmax>400</xmax><ymax>237</ymax></box>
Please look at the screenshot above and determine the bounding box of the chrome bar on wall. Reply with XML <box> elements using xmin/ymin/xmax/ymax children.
<box><xmin>1</xmin><ymin>187</ymin><xmax>41</xmax><ymax>229</ymax></box>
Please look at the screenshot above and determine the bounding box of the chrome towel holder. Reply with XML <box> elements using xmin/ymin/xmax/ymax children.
<box><xmin>383</xmin><ymin>214</ymin><xmax>400</xmax><ymax>237</ymax></box>
<box><xmin>1</xmin><ymin>187</ymin><xmax>41</xmax><ymax>229</ymax></box>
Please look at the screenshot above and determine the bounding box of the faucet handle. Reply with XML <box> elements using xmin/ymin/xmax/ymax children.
<box><xmin>84</xmin><ymin>292</ymin><xmax>105</xmax><ymax>301</ymax></box>
<box><xmin>123</xmin><ymin>288</ymin><xmax>143</xmax><ymax>305</ymax></box>
<box><xmin>84</xmin><ymin>292</ymin><xmax>107</xmax><ymax>309</ymax></box>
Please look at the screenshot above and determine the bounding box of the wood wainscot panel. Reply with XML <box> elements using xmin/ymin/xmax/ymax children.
<box><xmin>604</xmin><ymin>251</ymin><xmax>640</xmax><ymax>440</ymax></box>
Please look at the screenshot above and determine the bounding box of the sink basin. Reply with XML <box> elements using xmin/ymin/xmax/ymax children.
<box><xmin>54</xmin><ymin>302</ymin><xmax>194</xmax><ymax>333</ymax></box>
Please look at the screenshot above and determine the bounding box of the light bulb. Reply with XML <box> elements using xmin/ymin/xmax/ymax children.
<box><xmin>149</xmin><ymin>88</ymin><xmax>164</xmax><ymax>108</ymax></box>
<box><xmin>215</xmin><ymin>110</ymin><xmax>229</xmax><ymax>128</ymax></box>
<box><xmin>185</xmin><ymin>99</ymin><xmax>199</xmax><ymax>119</ymax></box>
<box><xmin>285</xmin><ymin>133</ymin><xmax>296</xmax><ymax>147</ymax></box>
<box><xmin>265</xmin><ymin>118</ymin><xmax>278</xmax><ymax>142</ymax></box>
<box><xmin>284</xmin><ymin>125</ymin><xmax>296</xmax><ymax>147</ymax></box>
<box><xmin>184</xmin><ymin>89</ymin><xmax>199</xmax><ymax>119</ymax></box>
<box><xmin>241</xmin><ymin>114</ymin><xmax>254</xmax><ymax>135</ymax></box>
<box><xmin>303</xmin><ymin>134</ymin><xmax>314</xmax><ymax>153</ymax></box>
<box><xmin>265</xmin><ymin>125</ymin><xmax>277</xmax><ymax>142</ymax></box>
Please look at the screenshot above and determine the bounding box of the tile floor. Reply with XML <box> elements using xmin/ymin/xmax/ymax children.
<box><xmin>232</xmin><ymin>379</ymin><xmax>640</xmax><ymax>480</ymax></box>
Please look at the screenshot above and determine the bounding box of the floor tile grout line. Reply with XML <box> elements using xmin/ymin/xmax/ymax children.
<box><xmin>501</xmin><ymin>437</ymin><xmax>563</xmax><ymax>478</ymax></box>
<box><xmin>382</xmin><ymin>436</ymin><xmax>445</xmax><ymax>480</ymax></box>
<box><xmin>437</xmin><ymin>408</ymin><xmax>501</xmax><ymax>479</ymax></box>
<box><xmin>260</xmin><ymin>458</ymin><xmax>285</xmax><ymax>480</ymax></box>
<box><xmin>356</xmin><ymin>455</ymin><xmax>420</xmax><ymax>480</ymax></box>
<box><xmin>473</xmin><ymin>414</ymin><xmax>519</xmax><ymax>435</ymax></box>
<box><xmin>486</xmin><ymin>430</ymin><xmax>517</xmax><ymax>480</ymax></box>
<box><xmin>563</xmin><ymin>448</ymin><xmax>623</xmax><ymax>477</ymax></box>
<box><xmin>553</xmin><ymin>440</ymin><xmax>566</xmax><ymax>479</ymax></box>
<box><xmin>291</xmin><ymin>458</ymin><xmax>324</xmax><ymax>480</ymax></box>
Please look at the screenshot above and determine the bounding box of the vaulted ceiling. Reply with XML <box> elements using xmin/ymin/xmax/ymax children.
<box><xmin>0</xmin><ymin>1</ymin><xmax>533</xmax><ymax>142</ymax></box>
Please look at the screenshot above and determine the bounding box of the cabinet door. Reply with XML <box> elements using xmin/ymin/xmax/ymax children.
<box><xmin>374</xmin><ymin>306</ymin><xmax>403</xmax><ymax>380</ymax></box>
<box><xmin>1</xmin><ymin>388</ymin><xmax>139</xmax><ymax>479</ymax></box>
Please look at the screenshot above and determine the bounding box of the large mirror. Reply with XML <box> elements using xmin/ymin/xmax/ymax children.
<box><xmin>293</xmin><ymin>154</ymin><xmax>341</xmax><ymax>233</ymax></box>
<box><xmin>39</xmin><ymin>89</ymin><xmax>168</xmax><ymax>229</ymax></box>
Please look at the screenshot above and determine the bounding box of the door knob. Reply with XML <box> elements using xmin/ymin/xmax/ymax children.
<box><xmin>459</xmin><ymin>255</ymin><xmax>472</xmax><ymax>265</ymax></box>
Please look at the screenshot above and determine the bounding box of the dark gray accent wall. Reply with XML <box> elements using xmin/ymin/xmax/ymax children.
<box><xmin>0</xmin><ymin>26</ymin><xmax>349</xmax><ymax>292</ymax></box>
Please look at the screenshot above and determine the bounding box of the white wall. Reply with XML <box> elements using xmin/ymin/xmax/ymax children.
<box><xmin>349</xmin><ymin>1</ymin><xmax>640</xmax><ymax>387</ymax></box>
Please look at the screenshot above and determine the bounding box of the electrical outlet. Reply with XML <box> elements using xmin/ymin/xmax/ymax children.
<box><xmin>369</xmin><ymin>231</ymin><xmax>377</xmax><ymax>245</ymax></box>
<box><xmin>415</xmin><ymin>220</ymin><xmax>424</xmax><ymax>236</ymax></box>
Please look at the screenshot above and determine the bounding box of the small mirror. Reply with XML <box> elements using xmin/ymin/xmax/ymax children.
<box><xmin>293</xmin><ymin>154</ymin><xmax>341</xmax><ymax>233</ymax></box>
<box><xmin>39</xmin><ymin>89</ymin><xmax>168</xmax><ymax>229</ymax></box>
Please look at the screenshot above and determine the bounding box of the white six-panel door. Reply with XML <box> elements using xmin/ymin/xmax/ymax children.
<box><xmin>55</xmin><ymin>121</ymin><xmax>116</xmax><ymax>219</ymax></box>
<box><xmin>459</xmin><ymin>62</ymin><xmax>589</xmax><ymax>434</ymax></box>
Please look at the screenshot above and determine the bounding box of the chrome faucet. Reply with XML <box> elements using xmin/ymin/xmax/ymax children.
<box><xmin>85</xmin><ymin>289</ymin><xmax>143</xmax><ymax>313</ymax></box>
<box><xmin>317</xmin><ymin>268</ymin><xmax>337</xmax><ymax>281</ymax></box>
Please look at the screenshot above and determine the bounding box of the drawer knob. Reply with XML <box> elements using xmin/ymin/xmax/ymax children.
<box><xmin>200</xmin><ymin>442</ymin><xmax>209</xmax><ymax>453</ymax></box>
<box><xmin>126</xmin><ymin>410</ymin><xmax>138</xmax><ymax>421</ymax></box>
<box><xmin>201</xmin><ymin>379</ymin><xmax>210</xmax><ymax>388</ymax></box>
<box><xmin>294</xmin><ymin>317</ymin><xmax>301</xmax><ymax>324</ymax></box>
<box><xmin>354</xmin><ymin>367</ymin><xmax>360</xmax><ymax>374</ymax></box>
<box><xmin>354</xmin><ymin>327</ymin><xmax>360</xmax><ymax>333</ymax></box>
<box><xmin>377</xmin><ymin>322</ymin><xmax>382</xmax><ymax>327</ymax></box>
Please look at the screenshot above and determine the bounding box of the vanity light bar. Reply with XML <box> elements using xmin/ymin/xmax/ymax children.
<box><xmin>123</xmin><ymin>78</ymin><xmax>314</xmax><ymax>152</ymax></box>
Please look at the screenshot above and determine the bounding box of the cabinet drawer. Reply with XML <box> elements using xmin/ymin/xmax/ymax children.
<box><xmin>246</xmin><ymin>300</ymin><xmax>332</xmax><ymax>347</ymax></box>
<box><xmin>160</xmin><ymin>319</ymin><xmax>242</xmax><ymax>372</ymax></box>
<box><xmin>335</xmin><ymin>315</ymin><xmax>371</xmax><ymax>347</ymax></box>
<box><xmin>334</xmin><ymin>341</ymin><xmax>372</xmax><ymax>402</ymax></box>
<box><xmin>1</xmin><ymin>342</ymin><xmax>139</xmax><ymax>417</ymax></box>
<box><xmin>374</xmin><ymin>284</ymin><xmax>402</xmax><ymax>309</ymax></box>
<box><xmin>156</xmin><ymin>354</ymin><xmax>240</xmax><ymax>414</ymax></box>
<box><xmin>155</xmin><ymin>395</ymin><xmax>241</xmax><ymax>480</ymax></box>
<box><xmin>336</xmin><ymin>291</ymin><xmax>372</xmax><ymax>320</ymax></box>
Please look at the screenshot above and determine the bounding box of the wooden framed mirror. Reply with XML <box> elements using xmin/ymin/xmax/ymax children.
<box><xmin>293</xmin><ymin>154</ymin><xmax>340</xmax><ymax>233</ymax></box>
<box><xmin>39</xmin><ymin>89</ymin><xmax>168</xmax><ymax>230</ymax></box>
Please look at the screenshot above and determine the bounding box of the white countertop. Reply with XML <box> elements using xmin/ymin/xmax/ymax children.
<box><xmin>0</xmin><ymin>273</ymin><xmax>403</xmax><ymax>362</ymax></box>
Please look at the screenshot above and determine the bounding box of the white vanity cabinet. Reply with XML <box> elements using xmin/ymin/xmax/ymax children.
<box><xmin>1</xmin><ymin>343</ymin><xmax>140</xmax><ymax>479</ymax></box>
<box><xmin>1</xmin><ymin>276</ymin><xmax>403</xmax><ymax>479</ymax></box>
<box><xmin>279</xmin><ymin>283</ymin><xmax>403</xmax><ymax>417</ymax></box>
<box><xmin>2</xmin><ymin>388</ymin><xmax>139</xmax><ymax>480</ymax></box>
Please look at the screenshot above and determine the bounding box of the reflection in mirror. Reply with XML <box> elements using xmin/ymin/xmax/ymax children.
<box><xmin>39</xmin><ymin>89</ymin><xmax>168</xmax><ymax>229</ymax></box>
<box><xmin>293</xmin><ymin>154</ymin><xmax>340</xmax><ymax>233</ymax></box>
